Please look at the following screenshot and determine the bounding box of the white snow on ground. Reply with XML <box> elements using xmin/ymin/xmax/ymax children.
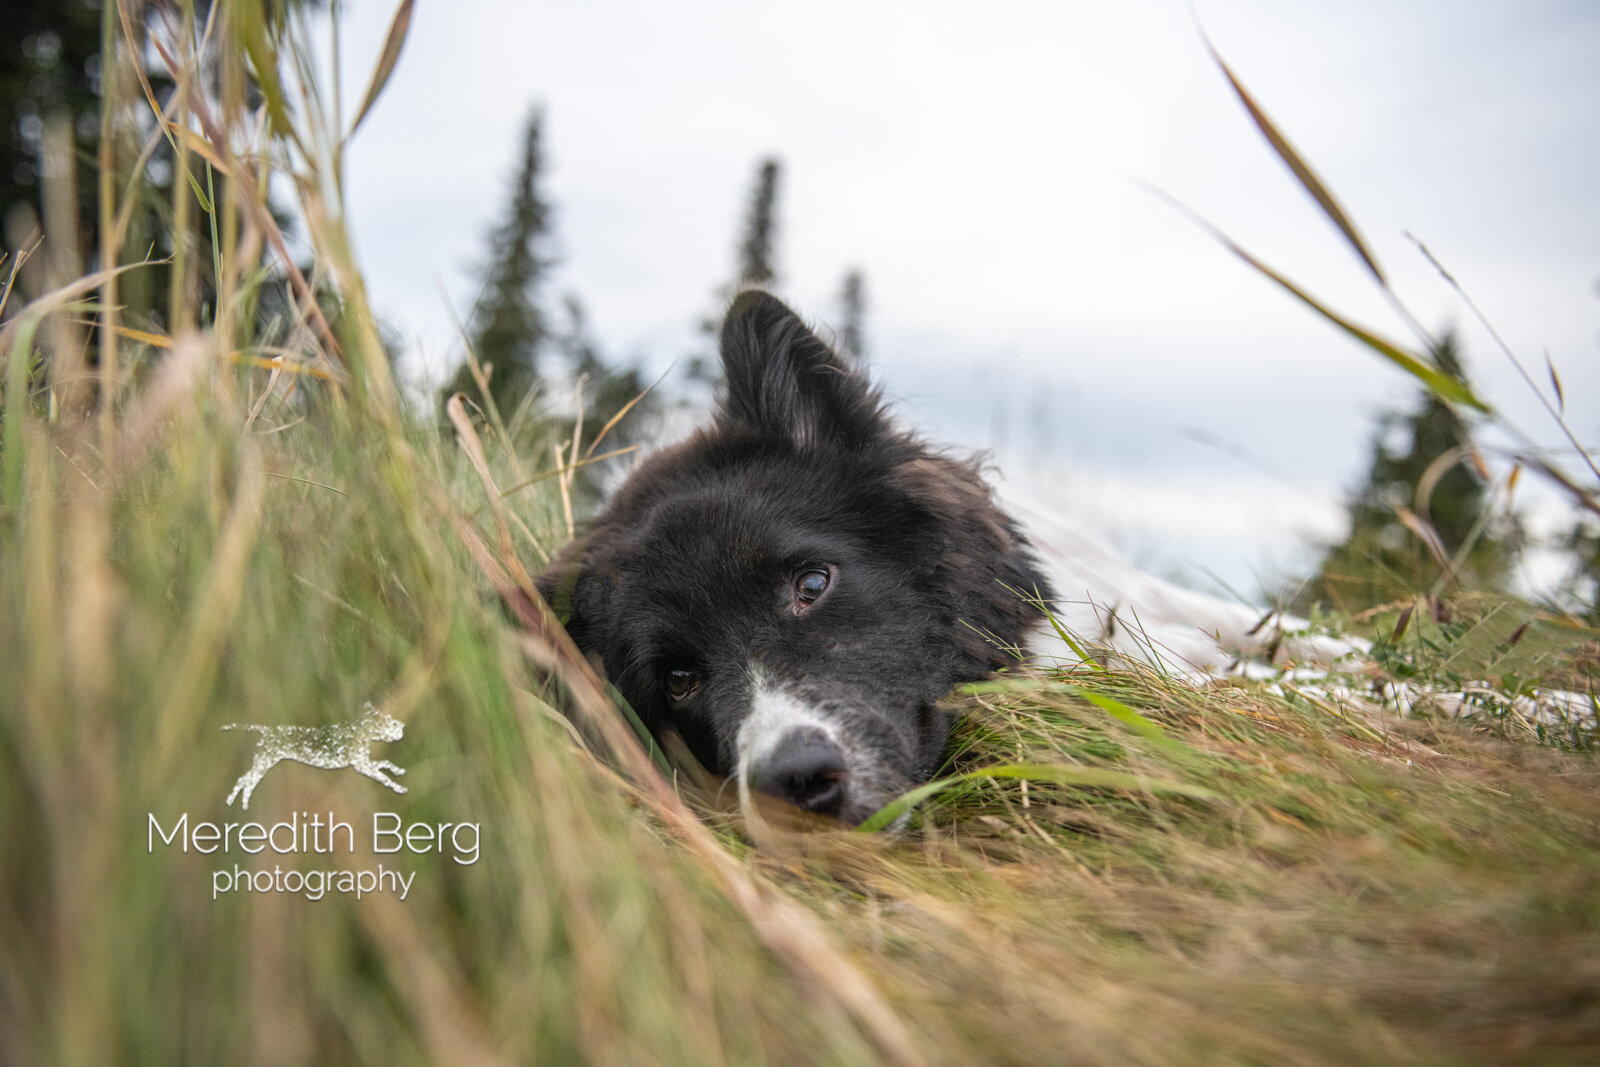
<box><xmin>1006</xmin><ymin>488</ymin><xmax>1597</xmax><ymax>734</ymax></box>
<box><xmin>1003</xmin><ymin>486</ymin><xmax>1365</xmax><ymax>677</ymax></box>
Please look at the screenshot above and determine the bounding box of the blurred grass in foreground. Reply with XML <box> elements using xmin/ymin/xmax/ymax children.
<box><xmin>1</xmin><ymin>3</ymin><xmax>1598</xmax><ymax>1065</ymax></box>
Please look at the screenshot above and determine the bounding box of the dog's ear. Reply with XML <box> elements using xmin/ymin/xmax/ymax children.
<box><xmin>717</xmin><ymin>290</ymin><xmax>888</xmax><ymax>450</ymax></box>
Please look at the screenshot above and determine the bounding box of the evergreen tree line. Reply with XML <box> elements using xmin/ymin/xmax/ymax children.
<box><xmin>449</xmin><ymin>114</ymin><xmax>1596</xmax><ymax>621</ymax></box>
<box><xmin>0</xmin><ymin>7</ymin><xmax>860</xmax><ymax>450</ymax></box>
<box><xmin>441</xmin><ymin>110</ymin><xmax>870</xmax><ymax>487</ymax></box>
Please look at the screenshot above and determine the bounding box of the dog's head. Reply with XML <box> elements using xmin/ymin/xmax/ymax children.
<box><xmin>538</xmin><ymin>291</ymin><xmax>1050</xmax><ymax>826</ymax></box>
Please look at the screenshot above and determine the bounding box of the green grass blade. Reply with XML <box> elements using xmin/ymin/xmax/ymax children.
<box><xmin>234</xmin><ymin>0</ymin><xmax>294</xmax><ymax>137</ymax></box>
<box><xmin>858</xmin><ymin>762</ymin><xmax>1221</xmax><ymax>832</ymax></box>
<box><xmin>607</xmin><ymin>682</ymin><xmax>672</xmax><ymax>776</ymax></box>
<box><xmin>996</xmin><ymin>580</ymin><xmax>1107</xmax><ymax>671</ymax></box>
<box><xmin>1040</xmin><ymin>602</ymin><xmax>1106</xmax><ymax>670</ymax></box>
<box><xmin>1201</xmin><ymin>29</ymin><xmax>1385</xmax><ymax>286</ymax></box>
<box><xmin>1073</xmin><ymin>687</ymin><xmax>1187</xmax><ymax>750</ymax></box>
<box><xmin>1141</xmin><ymin>183</ymin><xmax>1489</xmax><ymax>412</ymax></box>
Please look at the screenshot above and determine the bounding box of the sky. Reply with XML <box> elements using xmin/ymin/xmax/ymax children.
<box><xmin>330</xmin><ymin>0</ymin><xmax>1600</xmax><ymax>601</ymax></box>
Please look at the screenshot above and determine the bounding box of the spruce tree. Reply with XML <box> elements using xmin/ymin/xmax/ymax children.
<box><xmin>1303</xmin><ymin>334</ymin><xmax>1515</xmax><ymax>612</ymax></box>
<box><xmin>1564</xmin><ymin>518</ymin><xmax>1600</xmax><ymax>624</ymax></box>
<box><xmin>836</xmin><ymin>268</ymin><xmax>866</xmax><ymax>364</ymax></box>
<box><xmin>444</xmin><ymin>108</ymin><xmax>553</xmax><ymax>424</ymax></box>
<box><xmin>688</xmin><ymin>157</ymin><xmax>783</xmax><ymax>384</ymax></box>
<box><xmin>735</xmin><ymin>158</ymin><xmax>781</xmax><ymax>289</ymax></box>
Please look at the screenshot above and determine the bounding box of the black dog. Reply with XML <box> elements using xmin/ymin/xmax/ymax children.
<box><xmin>538</xmin><ymin>291</ymin><xmax>1052</xmax><ymax>826</ymax></box>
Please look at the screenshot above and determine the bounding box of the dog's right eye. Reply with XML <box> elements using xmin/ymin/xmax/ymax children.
<box><xmin>794</xmin><ymin>567</ymin><xmax>832</xmax><ymax>608</ymax></box>
<box><xmin>664</xmin><ymin>667</ymin><xmax>700</xmax><ymax>701</ymax></box>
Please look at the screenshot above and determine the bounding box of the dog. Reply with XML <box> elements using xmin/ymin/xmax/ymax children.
<box><xmin>536</xmin><ymin>293</ymin><xmax>1596</xmax><ymax>830</ymax></box>
<box><xmin>223</xmin><ymin>703</ymin><xmax>407</xmax><ymax>810</ymax></box>
<box><xmin>538</xmin><ymin>291</ymin><xmax>1054</xmax><ymax>827</ymax></box>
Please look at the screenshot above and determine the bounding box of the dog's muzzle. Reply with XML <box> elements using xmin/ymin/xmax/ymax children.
<box><xmin>746</xmin><ymin>727</ymin><xmax>848</xmax><ymax>818</ymax></box>
<box><xmin>737</xmin><ymin>673</ymin><xmax>860</xmax><ymax>826</ymax></box>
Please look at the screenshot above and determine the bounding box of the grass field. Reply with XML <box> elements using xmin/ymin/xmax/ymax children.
<box><xmin>3</xmin><ymin>5</ymin><xmax>1598</xmax><ymax>1064</ymax></box>
<box><xmin>2</xmin><ymin>386</ymin><xmax>1597</xmax><ymax>1065</ymax></box>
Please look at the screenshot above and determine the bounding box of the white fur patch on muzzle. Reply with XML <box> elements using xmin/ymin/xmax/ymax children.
<box><xmin>735</xmin><ymin>670</ymin><xmax>845</xmax><ymax>815</ymax></box>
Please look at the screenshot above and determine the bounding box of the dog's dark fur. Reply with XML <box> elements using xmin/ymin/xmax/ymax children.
<box><xmin>537</xmin><ymin>291</ymin><xmax>1052</xmax><ymax>825</ymax></box>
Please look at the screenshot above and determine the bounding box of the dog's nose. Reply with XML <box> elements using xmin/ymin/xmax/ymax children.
<box><xmin>749</xmin><ymin>732</ymin><xmax>847</xmax><ymax>818</ymax></box>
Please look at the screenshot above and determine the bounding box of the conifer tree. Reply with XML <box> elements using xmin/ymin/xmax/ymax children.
<box><xmin>735</xmin><ymin>158</ymin><xmax>781</xmax><ymax>289</ymax></box>
<box><xmin>688</xmin><ymin>157</ymin><xmax>784</xmax><ymax>384</ymax></box>
<box><xmin>444</xmin><ymin>108</ymin><xmax>553</xmax><ymax>423</ymax></box>
<box><xmin>1303</xmin><ymin>334</ymin><xmax>1516</xmax><ymax>611</ymax></box>
<box><xmin>836</xmin><ymin>268</ymin><xmax>866</xmax><ymax>364</ymax></box>
<box><xmin>1563</xmin><ymin>519</ymin><xmax>1600</xmax><ymax>624</ymax></box>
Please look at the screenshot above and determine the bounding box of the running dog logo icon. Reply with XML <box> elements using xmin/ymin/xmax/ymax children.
<box><xmin>223</xmin><ymin>703</ymin><xmax>408</xmax><ymax>810</ymax></box>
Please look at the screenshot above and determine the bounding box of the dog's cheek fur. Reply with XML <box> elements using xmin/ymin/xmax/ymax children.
<box><xmin>892</xmin><ymin>454</ymin><xmax>1050</xmax><ymax>672</ymax></box>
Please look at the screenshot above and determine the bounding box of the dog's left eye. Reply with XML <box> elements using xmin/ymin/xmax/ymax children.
<box><xmin>794</xmin><ymin>567</ymin><xmax>831</xmax><ymax>606</ymax></box>
<box><xmin>663</xmin><ymin>667</ymin><xmax>700</xmax><ymax>701</ymax></box>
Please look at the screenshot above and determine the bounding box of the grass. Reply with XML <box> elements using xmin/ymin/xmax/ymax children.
<box><xmin>2</xmin><ymin>3</ymin><xmax>1599</xmax><ymax>1064</ymax></box>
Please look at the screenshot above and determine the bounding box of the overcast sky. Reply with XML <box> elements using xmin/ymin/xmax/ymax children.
<box><xmin>332</xmin><ymin>0</ymin><xmax>1600</xmax><ymax>599</ymax></box>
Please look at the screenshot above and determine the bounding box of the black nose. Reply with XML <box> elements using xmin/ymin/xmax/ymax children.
<box><xmin>749</xmin><ymin>732</ymin><xmax>847</xmax><ymax>818</ymax></box>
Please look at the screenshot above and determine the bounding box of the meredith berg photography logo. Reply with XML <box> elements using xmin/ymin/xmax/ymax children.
<box><xmin>145</xmin><ymin>704</ymin><xmax>481</xmax><ymax>902</ymax></box>
<box><xmin>223</xmin><ymin>702</ymin><xmax>409</xmax><ymax>810</ymax></box>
